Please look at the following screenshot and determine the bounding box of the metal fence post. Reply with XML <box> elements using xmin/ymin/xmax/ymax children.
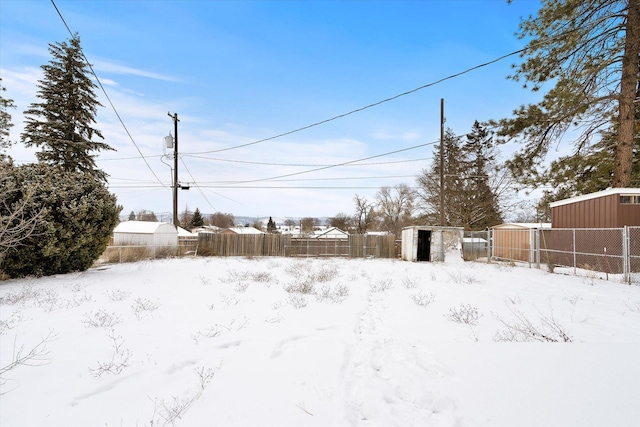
<box><xmin>623</xmin><ymin>226</ymin><xmax>629</xmax><ymax>284</ymax></box>
<box><xmin>572</xmin><ymin>229</ymin><xmax>577</xmax><ymax>275</ymax></box>
<box><xmin>535</xmin><ymin>229</ymin><xmax>540</xmax><ymax>269</ymax></box>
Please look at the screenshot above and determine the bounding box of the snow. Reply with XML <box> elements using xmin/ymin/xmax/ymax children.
<box><xmin>1</xmin><ymin>255</ymin><xmax>640</xmax><ymax>426</ymax></box>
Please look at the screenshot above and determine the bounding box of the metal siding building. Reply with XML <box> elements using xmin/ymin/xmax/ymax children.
<box><xmin>550</xmin><ymin>188</ymin><xmax>640</xmax><ymax>228</ymax></box>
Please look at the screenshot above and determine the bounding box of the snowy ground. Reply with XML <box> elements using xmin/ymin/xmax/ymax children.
<box><xmin>1</xmin><ymin>255</ymin><xmax>640</xmax><ymax>427</ymax></box>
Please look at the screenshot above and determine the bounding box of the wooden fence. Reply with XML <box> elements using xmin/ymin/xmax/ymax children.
<box><xmin>197</xmin><ymin>233</ymin><xmax>397</xmax><ymax>258</ymax></box>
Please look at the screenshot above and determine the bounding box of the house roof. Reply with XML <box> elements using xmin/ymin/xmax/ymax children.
<box><xmin>177</xmin><ymin>227</ymin><xmax>196</xmax><ymax>237</ymax></box>
<box><xmin>114</xmin><ymin>221</ymin><xmax>177</xmax><ymax>234</ymax></box>
<box><xmin>549</xmin><ymin>188</ymin><xmax>640</xmax><ymax>208</ymax></box>
<box><xmin>311</xmin><ymin>227</ymin><xmax>349</xmax><ymax>238</ymax></box>
<box><xmin>223</xmin><ymin>227</ymin><xmax>264</xmax><ymax>234</ymax></box>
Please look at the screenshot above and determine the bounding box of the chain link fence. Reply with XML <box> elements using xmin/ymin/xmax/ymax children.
<box><xmin>470</xmin><ymin>226</ymin><xmax>640</xmax><ymax>284</ymax></box>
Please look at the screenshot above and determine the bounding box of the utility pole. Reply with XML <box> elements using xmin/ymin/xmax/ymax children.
<box><xmin>168</xmin><ymin>112</ymin><xmax>179</xmax><ymax>228</ymax></box>
<box><xmin>439</xmin><ymin>98</ymin><xmax>445</xmax><ymax>226</ymax></box>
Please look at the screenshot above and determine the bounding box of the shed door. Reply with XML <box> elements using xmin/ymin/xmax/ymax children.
<box><xmin>417</xmin><ymin>230</ymin><xmax>431</xmax><ymax>261</ymax></box>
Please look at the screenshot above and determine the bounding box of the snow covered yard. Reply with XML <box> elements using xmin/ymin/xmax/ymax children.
<box><xmin>1</xmin><ymin>255</ymin><xmax>640</xmax><ymax>427</ymax></box>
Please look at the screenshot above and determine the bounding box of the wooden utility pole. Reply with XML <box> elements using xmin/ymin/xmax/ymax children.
<box><xmin>168</xmin><ymin>112</ymin><xmax>179</xmax><ymax>228</ymax></box>
<box><xmin>439</xmin><ymin>98</ymin><xmax>445</xmax><ymax>226</ymax></box>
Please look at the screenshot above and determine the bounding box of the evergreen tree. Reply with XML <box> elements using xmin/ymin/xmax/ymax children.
<box><xmin>0</xmin><ymin>77</ymin><xmax>16</xmax><ymax>160</ymax></box>
<box><xmin>179</xmin><ymin>205</ymin><xmax>193</xmax><ymax>229</ymax></box>
<box><xmin>494</xmin><ymin>0</ymin><xmax>639</xmax><ymax>188</ymax></box>
<box><xmin>128</xmin><ymin>210</ymin><xmax>136</xmax><ymax>221</ymax></box>
<box><xmin>415</xmin><ymin>129</ymin><xmax>464</xmax><ymax>226</ymax></box>
<box><xmin>460</xmin><ymin>121</ymin><xmax>503</xmax><ymax>229</ymax></box>
<box><xmin>537</xmin><ymin>99</ymin><xmax>640</xmax><ymax>204</ymax></box>
<box><xmin>266</xmin><ymin>216</ymin><xmax>277</xmax><ymax>233</ymax></box>
<box><xmin>190</xmin><ymin>208</ymin><xmax>205</xmax><ymax>229</ymax></box>
<box><xmin>1</xmin><ymin>163</ymin><xmax>121</xmax><ymax>278</ymax></box>
<box><xmin>415</xmin><ymin>125</ymin><xmax>504</xmax><ymax>230</ymax></box>
<box><xmin>21</xmin><ymin>35</ymin><xmax>113</xmax><ymax>181</ymax></box>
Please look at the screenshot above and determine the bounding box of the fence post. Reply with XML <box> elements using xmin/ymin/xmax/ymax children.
<box><xmin>623</xmin><ymin>226</ymin><xmax>630</xmax><ymax>284</ymax></box>
<box><xmin>535</xmin><ymin>229</ymin><xmax>540</xmax><ymax>269</ymax></box>
<box><xmin>572</xmin><ymin>229</ymin><xmax>577</xmax><ymax>275</ymax></box>
<box><xmin>487</xmin><ymin>229</ymin><xmax>491</xmax><ymax>263</ymax></box>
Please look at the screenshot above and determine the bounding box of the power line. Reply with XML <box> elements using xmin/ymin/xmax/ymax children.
<box><xmin>179</xmin><ymin>156</ymin><xmax>217</xmax><ymax>212</ymax></box>
<box><xmin>49</xmin><ymin>0</ymin><xmax>166</xmax><ymax>188</ymax></box>
<box><xmin>230</xmin><ymin>140</ymin><xmax>439</xmax><ymax>184</ymax></box>
<box><xmin>182</xmin><ymin>51</ymin><xmax>524</xmax><ymax>156</ymax></box>
<box><xmin>181</xmin><ymin>154</ymin><xmax>431</xmax><ymax>167</ymax></box>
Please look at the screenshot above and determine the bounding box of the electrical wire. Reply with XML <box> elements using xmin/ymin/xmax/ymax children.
<box><xmin>181</xmin><ymin>154</ymin><xmax>431</xmax><ymax>167</ymax></box>
<box><xmin>179</xmin><ymin>156</ymin><xmax>217</xmax><ymax>212</ymax></box>
<box><xmin>182</xmin><ymin>52</ymin><xmax>524</xmax><ymax>156</ymax></box>
<box><xmin>49</xmin><ymin>0</ymin><xmax>166</xmax><ymax>188</ymax></box>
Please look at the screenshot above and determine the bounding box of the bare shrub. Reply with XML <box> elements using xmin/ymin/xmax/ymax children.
<box><xmin>316</xmin><ymin>283</ymin><xmax>349</xmax><ymax>304</ymax></box>
<box><xmin>132</xmin><ymin>297</ymin><xmax>160</xmax><ymax>320</ymax></box>
<box><xmin>219</xmin><ymin>270</ymin><xmax>250</xmax><ymax>284</ymax></box>
<box><xmin>251</xmin><ymin>271</ymin><xmax>274</xmax><ymax>283</ymax></box>
<box><xmin>563</xmin><ymin>295</ymin><xmax>581</xmax><ymax>306</ymax></box>
<box><xmin>0</xmin><ymin>283</ymin><xmax>44</xmax><ymax>306</ymax></box>
<box><xmin>494</xmin><ymin>306</ymin><xmax>572</xmax><ymax>342</ymax></box>
<box><xmin>192</xmin><ymin>326</ymin><xmax>220</xmax><ymax>344</ymax></box>
<box><xmin>105</xmin><ymin>288</ymin><xmax>131</xmax><ymax>302</ymax></box>
<box><xmin>446</xmin><ymin>304</ymin><xmax>482</xmax><ymax>325</ymax></box>
<box><xmin>64</xmin><ymin>292</ymin><xmax>94</xmax><ymax>308</ymax></box>
<box><xmin>447</xmin><ymin>271</ymin><xmax>479</xmax><ymax>285</ymax></box>
<box><xmin>622</xmin><ymin>299</ymin><xmax>640</xmax><ymax>312</ymax></box>
<box><xmin>369</xmin><ymin>278</ymin><xmax>393</xmax><ymax>293</ymax></box>
<box><xmin>401</xmin><ymin>273</ymin><xmax>419</xmax><ymax>289</ymax></box>
<box><xmin>82</xmin><ymin>309</ymin><xmax>122</xmax><ymax>328</ymax></box>
<box><xmin>313</xmin><ymin>264</ymin><xmax>339</xmax><ymax>282</ymax></box>
<box><xmin>234</xmin><ymin>281</ymin><xmax>250</xmax><ymax>293</ymax></box>
<box><xmin>195</xmin><ymin>366</ymin><xmax>215</xmax><ymax>390</ymax></box>
<box><xmin>89</xmin><ymin>328</ymin><xmax>132</xmax><ymax>377</ymax></box>
<box><xmin>288</xmin><ymin>294</ymin><xmax>308</xmax><ymax>308</ymax></box>
<box><xmin>0</xmin><ymin>311</ymin><xmax>22</xmax><ymax>335</ymax></box>
<box><xmin>506</xmin><ymin>295</ymin><xmax>523</xmax><ymax>305</ymax></box>
<box><xmin>410</xmin><ymin>291</ymin><xmax>436</xmax><ymax>307</ymax></box>
<box><xmin>220</xmin><ymin>293</ymin><xmax>239</xmax><ymax>306</ymax></box>
<box><xmin>0</xmin><ymin>330</ymin><xmax>55</xmax><ymax>392</ymax></box>
<box><xmin>35</xmin><ymin>288</ymin><xmax>59</xmax><ymax>312</ymax></box>
<box><xmin>284</xmin><ymin>277</ymin><xmax>315</xmax><ymax>294</ymax></box>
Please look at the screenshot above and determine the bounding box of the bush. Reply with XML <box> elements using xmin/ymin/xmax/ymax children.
<box><xmin>1</xmin><ymin>164</ymin><xmax>121</xmax><ymax>278</ymax></box>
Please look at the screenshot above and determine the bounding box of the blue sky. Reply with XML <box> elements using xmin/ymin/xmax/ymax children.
<box><xmin>1</xmin><ymin>0</ymin><xmax>545</xmax><ymax>221</ymax></box>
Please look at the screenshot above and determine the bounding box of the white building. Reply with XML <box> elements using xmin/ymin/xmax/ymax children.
<box><xmin>113</xmin><ymin>221</ymin><xmax>178</xmax><ymax>246</ymax></box>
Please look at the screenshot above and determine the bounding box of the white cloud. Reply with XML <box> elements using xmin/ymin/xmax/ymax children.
<box><xmin>91</xmin><ymin>58</ymin><xmax>179</xmax><ymax>82</ymax></box>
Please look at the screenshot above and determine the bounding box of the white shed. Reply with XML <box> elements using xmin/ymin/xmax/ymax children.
<box><xmin>113</xmin><ymin>221</ymin><xmax>178</xmax><ymax>246</ymax></box>
<box><xmin>401</xmin><ymin>226</ymin><xmax>464</xmax><ymax>262</ymax></box>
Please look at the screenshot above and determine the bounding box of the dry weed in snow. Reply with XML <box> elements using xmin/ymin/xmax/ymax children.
<box><xmin>410</xmin><ymin>291</ymin><xmax>436</xmax><ymax>307</ymax></box>
<box><xmin>446</xmin><ymin>304</ymin><xmax>482</xmax><ymax>325</ymax></box>
<box><xmin>494</xmin><ymin>305</ymin><xmax>572</xmax><ymax>342</ymax></box>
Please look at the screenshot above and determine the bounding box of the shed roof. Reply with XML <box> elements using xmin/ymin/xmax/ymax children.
<box><xmin>549</xmin><ymin>188</ymin><xmax>640</xmax><ymax>208</ymax></box>
<box><xmin>114</xmin><ymin>221</ymin><xmax>176</xmax><ymax>234</ymax></box>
